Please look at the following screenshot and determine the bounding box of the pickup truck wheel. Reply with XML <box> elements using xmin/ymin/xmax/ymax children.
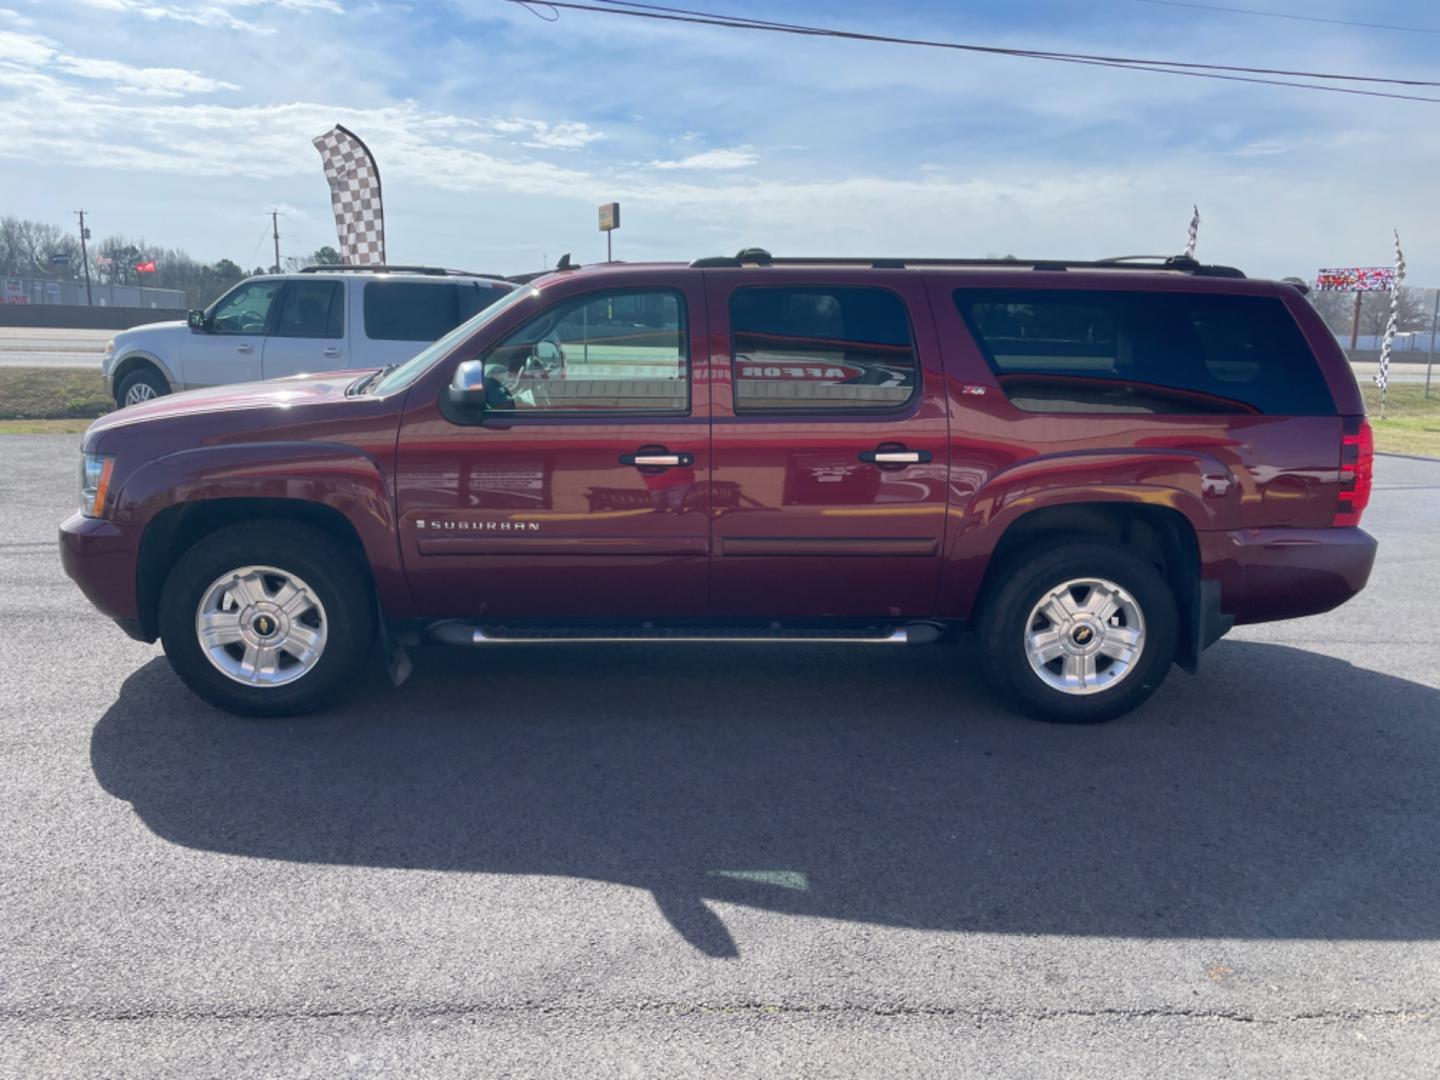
<box><xmin>978</xmin><ymin>542</ymin><xmax>1178</xmax><ymax>724</ymax></box>
<box><xmin>158</xmin><ymin>522</ymin><xmax>374</xmax><ymax>717</ymax></box>
<box><xmin>116</xmin><ymin>367</ymin><xmax>169</xmax><ymax>407</ymax></box>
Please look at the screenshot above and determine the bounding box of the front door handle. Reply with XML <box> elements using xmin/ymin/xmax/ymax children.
<box><xmin>858</xmin><ymin>446</ymin><xmax>932</xmax><ymax>465</ymax></box>
<box><xmin>236</xmin><ymin>344</ymin><xmax>254</xmax><ymax>355</ymax></box>
<box><xmin>620</xmin><ymin>449</ymin><xmax>694</xmax><ymax>468</ymax></box>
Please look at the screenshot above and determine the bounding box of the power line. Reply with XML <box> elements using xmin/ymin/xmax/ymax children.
<box><xmin>507</xmin><ymin>0</ymin><xmax>1440</xmax><ymax>102</ymax></box>
<box><xmin>1134</xmin><ymin>0</ymin><xmax>1440</xmax><ymax>36</ymax></box>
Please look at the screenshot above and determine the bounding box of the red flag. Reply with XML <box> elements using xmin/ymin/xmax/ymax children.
<box><xmin>134</xmin><ymin>260</ymin><xmax>156</xmax><ymax>274</ymax></box>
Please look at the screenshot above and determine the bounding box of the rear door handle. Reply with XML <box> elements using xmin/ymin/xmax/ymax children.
<box><xmin>322</xmin><ymin>346</ymin><xmax>341</xmax><ymax>358</ymax></box>
<box><xmin>858</xmin><ymin>446</ymin><xmax>932</xmax><ymax>465</ymax></box>
<box><xmin>236</xmin><ymin>344</ymin><xmax>254</xmax><ymax>355</ymax></box>
<box><xmin>620</xmin><ymin>450</ymin><xmax>694</xmax><ymax>467</ymax></box>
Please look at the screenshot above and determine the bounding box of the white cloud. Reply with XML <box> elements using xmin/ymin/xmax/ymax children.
<box><xmin>648</xmin><ymin>148</ymin><xmax>759</xmax><ymax>171</ymax></box>
<box><xmin>70</xmin><ymin>0</ymin><xmax>341</xmax><ymax>35</ymax></box>
<box><xmin>0</xmin><ymin>30</ymin><xmax>237</xmax><ymax>97</ymax></box>
<box><xmin>489</xmin><ymin>118</ymin><xmax>605</xmax><ymax>150</ymax></box>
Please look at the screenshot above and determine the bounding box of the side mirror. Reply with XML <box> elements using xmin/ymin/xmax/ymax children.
<box><xmin>186</xmin><ymin>309</ymin><xmax>208</xmax><ymax>333</ymax></box>
<box><xmin>447</xmin><ymin>359</ymin><xmax>488</xmax><ymax>412</ymax></box>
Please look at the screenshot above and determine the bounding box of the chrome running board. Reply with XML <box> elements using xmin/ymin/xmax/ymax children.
<box><xmin>427</xmin><ymin>623</ymin><xmax>938</xmax><ymax>647</ymax></box>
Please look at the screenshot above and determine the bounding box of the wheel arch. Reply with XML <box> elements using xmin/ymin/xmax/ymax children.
<box><xmin>111</xmin><ymin>352</ymin><xmax>175</xmax><ymax>398</ymax></box>
<box><xmin>135</xmin><ymin>498</ymin><xmax>375</xmax><ymax>642</ymax></box>
<box><xmin>969</xmin><ymin>501</ymin><xmax>1208</xmax><ymax>670</ymax></box>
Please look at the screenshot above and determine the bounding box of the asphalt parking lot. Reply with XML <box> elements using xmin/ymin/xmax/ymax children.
<box><xmin>2</xmin><ymin>434</ymin><xmax>1438</xmax><ymax>1078</ymax></box>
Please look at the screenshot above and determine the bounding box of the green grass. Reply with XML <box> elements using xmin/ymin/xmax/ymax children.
<box><xmin>0</xmin><ymin>367</ymin><xmax>112</xmax><ymax>421</ymax></box>
<box><xmin>0</xmin><ymin>418</ymin><xmax>94</xmax><ymax>435</ymax></box>
<box><xmin>1362</xmin><ymin>384</ymin><xmax>1440</xmax><ymax>459</ymax></box>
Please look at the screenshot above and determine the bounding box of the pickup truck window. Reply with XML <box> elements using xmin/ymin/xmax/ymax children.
<box><xmin>364</xmin><ymin>281</ymin><xmax>509</xmax><ymax>342</ymax></box>
<box><xmin>211</xmin><ymin>280</ymin><xmax>281</xmax><ymax>336</ymax></box>
<box><xmin>955</xmin><ymin>289</ymin><xmax>1335</xmax><ymax>416</ymax></box>
<box><xmin>483</xmin><ymin>288</ymin><xmax>688</xmax><ymax>413</ymax></box>
<box><xmin>730</xmin><ymin>286</ymin><xmax>917</xmax><ymax>412</ymax></box>
<box><xmin>273</xmin><ymin>281</ymin><xmax>343</xmax><ymax>339</ymax></box>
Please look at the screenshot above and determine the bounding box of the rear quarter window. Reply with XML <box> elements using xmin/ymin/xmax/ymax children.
<box><xmin>954</xmin><ymin>289</ymin><xmax>1334</xmax><ymax>416</ymax></box>
<box><xmin>364</xmin><ymin>281</ymin><xmax>510</xmax><ymax>342</ymax></box>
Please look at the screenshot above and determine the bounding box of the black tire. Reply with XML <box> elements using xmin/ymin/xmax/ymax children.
<box><xmin>158</xmin><ymin>521</ymin><xmax>375</xmax><ymax>717</ymax></box>
<box><xmin>116</xmin><ymin>366</ymin><xmax>169</xmax><ymax>408</ymax></box>
<box><xmin>978</xmin><ymin>541</ymin><xmax>1178</xmax><ymax>724</ymax></box>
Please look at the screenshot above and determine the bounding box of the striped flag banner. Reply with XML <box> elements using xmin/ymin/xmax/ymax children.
<box><xmin>1185</xmin><ymin>205</ymin><xmax>1200</xmax><ymax>259</ymax></box>
<box><xmin>1375</xmin><ymin>229</ymin><xmax>1405</xmax><ymax>418</ymax></box>
<box><xmin>312</xmin><ymin>125</ymin><xmax>386</xmax><ymax>265</ymax></box>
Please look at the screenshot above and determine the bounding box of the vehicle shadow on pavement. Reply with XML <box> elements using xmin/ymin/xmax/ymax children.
<box><xmin>91</xmin><ymin>640</ymin><xmax>1440</xmax><ymax>958</ymax></box>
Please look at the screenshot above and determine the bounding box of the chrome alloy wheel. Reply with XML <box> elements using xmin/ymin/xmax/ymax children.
<box><xmin>194</xmin><ymin>566</ymin><xmax>329</xmax><ymax>687</ymax></box>
<box><xmin>1023</xmin><ymin>577</ymin><xmax>1146</xmax><ymax>696</ymax></box>
<box><xmin>123</xmin><ymin>382</ymin><xmax>158</xmax><ymax>405</ymax></box>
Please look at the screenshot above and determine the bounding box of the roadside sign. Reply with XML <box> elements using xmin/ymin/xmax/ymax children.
<box><xmin>48</xmin><ymin>253</ymin><xmax>70</xmax><ymax>266</ymax></box>
<box><xmin>1316</xmin><ymin>267</ymin><xmax>1395</xmax><ymax>292</ymax></box>
<box><xmin>598</xmin><ymin>202</ymin><xmax>620</xmax><ymax>232</ymax></box>
<box><xmin>95</xmin><ymin>255</ymin><xmax>113</xmax><ymax>267</ymax></box>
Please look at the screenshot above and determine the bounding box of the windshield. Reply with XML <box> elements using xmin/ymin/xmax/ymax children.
<box><xmin>371</xmin><ymin>285</ymin><xmax>538</xmax><ymax>396</ymax></box>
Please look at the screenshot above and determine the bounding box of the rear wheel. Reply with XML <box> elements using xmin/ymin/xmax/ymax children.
<box><xmin>158</xmin><ymin>522</ymin><xmax>374</xmax><ymax>717</ymax></box>
<box><xmin>116</xmin><ymin>366</ymin><xmax>169</xmax><ymax>408</ymax></box>
<box><xmin>978</xmin><ymin>542</ymin><xmax>1178</xmax><ymax>724</ymax></box>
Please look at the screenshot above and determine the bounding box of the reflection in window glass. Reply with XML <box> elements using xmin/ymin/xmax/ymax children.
<box><xmin>731</xmin><ymin>286</ymin><xmax>917</xmax><ymax>411</ymax></box>
<box><xmin>211</xmin><ymin>281</ymin><xmax>281</xmax><ymax>335</ymax></box>
<box><xmin>483</xmin><ymin>289</ymin><xmax>688</xmax><ymax>411</ymax></box>
<box><xmin>956</xmin><ymin>290</ymin><xmax>1335</xmax><ymax>416</ymax></box>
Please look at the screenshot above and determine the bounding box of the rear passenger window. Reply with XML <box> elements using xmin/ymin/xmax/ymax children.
<box><xmin>365</xmin><ymin>282</ymin><xmax>509</xmax><ymax>342</ymax></box>
<box><xmin>273</xmin><ymin>281</ymin><xmax>342</xmax><ymax>338</ymax></box>
<box><xmin>731</xmin><ymin>286</ymin><xmax>917</xmax><ymax>412</ymax></box>
<box><xmin>955</xmin><ymin>289</ymin><xmax>1334</xmax><ymax>416</ymax></box>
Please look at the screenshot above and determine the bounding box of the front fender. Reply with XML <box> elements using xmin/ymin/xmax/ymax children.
<box><xmin>113</xmin><ymin>441</ymin><xmax>414</xmax><ymax>620</ymax></box>
<box><xmin>939</xmin><ymin>448</ymin><xmax>1237</xmax><ymax>618</ymax></box>
<box><xmin>110</xmin><ymin>348</ymin><xmax>180</xmax><ymax>388</ymax></box>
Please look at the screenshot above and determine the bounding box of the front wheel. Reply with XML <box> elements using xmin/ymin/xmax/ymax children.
<box><xmin>116</xmin><ymin>366</ymin><xmax>169</xmax><ymax>408</ymax></box>
<box><xmin>978</xmin><ymin>542</ymin><xmax>1178</xmax><ymax>724</ymax></box>
<box><xmin>158</xmin><ymin>522</ymin><xmax>375</xmax><ymax>717</ymax></box>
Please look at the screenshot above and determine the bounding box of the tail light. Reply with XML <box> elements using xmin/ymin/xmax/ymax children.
<box><xmin>1334</xmin><ymin>417</ymin><xmax>1373</xmax><ymax>527</ymax></box>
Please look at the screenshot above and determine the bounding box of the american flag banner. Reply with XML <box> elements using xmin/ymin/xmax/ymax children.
<box><xmin>312</xmin><ymin>125</ymin><xmax>386</xmax><ymax>265</ymax></box>
<box><xmin>1375</xmin><ymin>229</ymin><xmax>1405</xmax><ymax>418</ymax></box>
<box><xmin>1185</xmin><ymin>205</ymin><xmax>1200</xmax><ymax>259</ymax></box>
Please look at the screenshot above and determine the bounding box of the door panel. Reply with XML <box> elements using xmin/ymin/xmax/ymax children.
<box><xmin>262</xmin><ymin>279</ymin><xmax>346</xmax><ymax>378</ymax></box>
<box><xmin>395</xmin><ymin>279</ymin><xmax>711</xmax><ymax>620</ymax></box>
<box><xmin>181</xmin><ymin>279</ymin><xmax>279</xmax><ymax>387</ymax></box>
<box><xmin>705</xmin><ymin>273</ymin><xmax>950</xmax><ymax>618</ymax></box>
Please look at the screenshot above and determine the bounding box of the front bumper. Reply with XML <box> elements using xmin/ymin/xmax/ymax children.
<box><xmin>59</xmin><ymin>511</ymin><xmax>147</xmax><ymax>640</ymax></box>
<box><xmin>1199</xmin><ymin>526</ymin><xmax>1378</xmax><ymax>626</ymax></box>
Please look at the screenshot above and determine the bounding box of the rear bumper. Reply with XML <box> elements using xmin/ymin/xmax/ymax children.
<box><xmin>59</xmin><ymin>511</ymin><xmax>147</xmax><ymax>638</ymax></box>
<box><xmin>1199</xmin><ymin>526</ymin><xmax>1378</xmax><ymax>626</ymax></box>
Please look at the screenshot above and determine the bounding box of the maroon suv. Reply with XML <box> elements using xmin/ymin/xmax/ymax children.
<box><xmin>60</xmin><ymin>252</ymin><xmax>1377</xmax><ymax>722</ymax></box>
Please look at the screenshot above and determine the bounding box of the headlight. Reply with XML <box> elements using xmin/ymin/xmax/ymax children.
<box><xmin>80</xmin><ymin>454</ymin><xmax>115</xmax><ymax>518</ymax></box>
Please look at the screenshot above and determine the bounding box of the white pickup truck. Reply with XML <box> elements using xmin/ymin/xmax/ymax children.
<box><xmin>102</xmin><ymin>266</ymin><xmax>516</xmax><ymax>406</ymax></box>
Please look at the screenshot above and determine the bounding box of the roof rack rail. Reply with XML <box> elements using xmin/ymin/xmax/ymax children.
<box><xmin>686</xmin><ymin>251</ymin><xmax>1246</xmax><ymax>278</ymax></box>
<box><xmin>297</xmin><ymin>264</ymin><xmax>507</xmax><ymax>280</ymax></box>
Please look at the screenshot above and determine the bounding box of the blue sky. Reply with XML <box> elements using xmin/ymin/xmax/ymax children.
<box><xmin>1</xmin><ymin>0</ymin><xmax>1436</xmax><ymax>281</ymax></box>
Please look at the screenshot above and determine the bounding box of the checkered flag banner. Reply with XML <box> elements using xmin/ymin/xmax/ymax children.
<box><xmin>312</xmin><ymin>125</ymin><xmax>385</xmax><ymax>265</ymax></box>
<box><xmin>1375</xmin><ymin>229</ymin><xmax>1406</xmax><ymax>393</ymax></box>
<box><xmin>1185</xmin><ymin>205</ymin><xmax>1200</xmax><ymax>259</ymax></box>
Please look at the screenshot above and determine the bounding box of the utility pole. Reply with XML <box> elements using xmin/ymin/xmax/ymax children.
<box><xmin>74</xmin><ymin>210</ymin><xmax>93</xmax><ymax>306</ymax></box>
<box><xmin>271</xmin><ymin>210</ymin><xmax>281</xmax><ymax>274</ymax></box>
<box><xmin>1350</xmin><ymin>291</ymin><xmax>1363</xmax><ymax>352</ymax></box>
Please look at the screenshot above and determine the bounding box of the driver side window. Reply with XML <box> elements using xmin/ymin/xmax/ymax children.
<box><xmin>483</xmin><ymin>288</ymin><xmax>688</xmax><ymax>412</ymax></box>
<box><xmin>211</xmin><ymin>280</ymin><xmax>281</xmax><ymax>336</ymax></box>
